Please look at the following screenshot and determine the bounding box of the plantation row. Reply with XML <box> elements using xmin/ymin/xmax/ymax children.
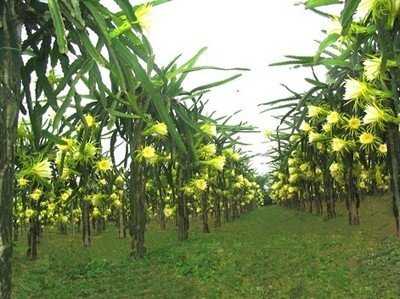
<box><xmin>0</xmin><ymin>1</ymin><xmax>264</xmax><ymax>298</ymax></box>
<box><xmin>15</xmin><ymin>117</ymin><xmax>263</xmax><ymax>259</ymax></box>
<box><xmin>265</xmin><ymin>0</ymin><xmax>400</xmax><ymax>230</ymax></box>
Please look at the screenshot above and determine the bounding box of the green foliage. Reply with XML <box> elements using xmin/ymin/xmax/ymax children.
<box><xmin>305</xmin><ymin>0</ymin><xmax>341</xmax><ymax>9</ymax></box>
<box><xmin>12</xmin><ymin>196</ymin><xmax>400</xmax><ymax>298</ymax></box>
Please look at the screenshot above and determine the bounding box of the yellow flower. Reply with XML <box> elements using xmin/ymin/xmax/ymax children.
<box><xmin>300</xmin><ymin>121</ymin><xmax>312</xmax><ymax>133</ymax></box>
<box><xmin>327</xmin><ymin>111</ymin><xmax>340</xmax><ymax>125</ymax></box>
<box><xmin>25</xmin><ymin>209</ymin><xmax>35</xmax><ymax>219</ymax></box>
<box><xmin>17</xmin><ymin>177</ymin><xmax>29</xmax><ymax>188</ymax></box>
<box><xmin>164</xmin><ymin>207</ymin><xmax>174</xmax><ymax>217</ymax></box>
<box><xmin>200</xmin><ymin>123</ymin><xmax>217</xmax><ymax>137</ymax></box>
<box><xmin>57</xmin><ymin>138</ymin><xmax>77</xmax><ymax>152</ymax></box>
<box><xmin>141</xmin><ymin>145</ymin><xmax>157</xmax><ymax>162</ymax></box>
<box><xmin>323</xmin><ymin>123</ymin><xmax>332</xmax><ymax>133</ymax></box>
<box><xmin>329</xmin><ymin>163</ymin><xmax>342</xmax><ymax>177</ymax></box>
<box><xmin>288</xmin><ymin>174</ymin><xmax>299</xmax><ymax>184</ymax></box>
<box><xmin>150</xmin><ymin>122</ymin><xmax>168</xmax><ymax>137</ymax></box>
<box><xmin>47</xmin><ymin>203</ymin><xmax>56</xmax><ymax>213</ymax></box>
<box><xmin>364</xmin><ymin>57</ymin><xmax>381</xmax><ymax>81</ymax></box>
<box><xmin>31</xmin><ymin>159</ymin><xmax>52</xmax><ymax>180</ymax></box>
<box><xmin>135</xmin><ymin>3</ymin><xmax>152</xmax><ymax>30</ymax></box>
<box><xmin>61</xmin><ymin>190</ymin><xmax>71</xmax><ymax>202</ymax></box>
<box><xmin>308</xmin><ymin>132</ymin><xmax>322</xmax><ymax>143</ymax></box>
<box><xmin>363</xmin><ymin>104</ymin><xmax>383</xmax><ymax>124</ymax></box>
<box><xmin>113</xmin><ymin>199</ymin><xmax>122</xmax><ymax>208</ymax></box>
<box><xmin>307</xmin><ymin>105</ymin><xmax>324</xmax><ymax>118</ymax></box>
<box><xmin>359</xmin><ymin>132</ymin><xmax>375</xmax><ymax>145</ymax></box>
<box><xmin>92</xmin><ymin>207</ymin><xmax>101</xmax><ymax>218</ymax></box>
<box><xmin>60</xmin><ymin>167</ymin><xmax>72</xmax><ymax>180</ymax></box>
<box><xmin>363</xmin><ymin>104</ymin><xmax>392</xmax><ymax>126</ymax></box>
<box><xmin>97</xmin><ymin>158</ymin><xmax>112</xmax><ymax>172</ymax></box>
<box><xmin>84</xmin><ymin>114</ymin><xmax>96</xmax><ymax>128</ymax></box>
<box><xmin>347</xmin><ymin>116</ymin><xmax>361</xmax><ymax>131</ymax></box>
<box><xmin>193</xmin><ymin>179</ymin><xmax>208</xmax><ymax>192</ymax></box>
<box><xmin>30</xmin><ymin>188</ymin><xmax>43</xmax><ymax>201</ymax></box>
<box><xmin>288</xmin><ymin>158</ymin><xmax>296</xmax><ymax>167</ymax></box>
<box><xmin>231</xmin><ymin>152</ymin><xmax>240</xmax><ymax>161</ymax></box>
<box><xmin>344</xmin><ymin>78</ymin><xmax>368</xmax><ymax>101</ymax></box>
<box><xmin>205</xmin><ymin>156</ymin><xmax>226</xmax><ymax>171</ymax></box>
<box><xmin>378</xmin><ymin>143</ymin><xmax>388</xmax><ymax>154</ymax></box>
<box><xmin>199</xmin><ymin>144</ymin><xmax>216</xmax><ymax>159</ymax></box>
<box><xmin>331</xmin><ymin>138</ymin><xmax>347</xmax><ymax>152</ymax></box>
<box><xmin>300</xmin><ymin>163</ymin><xmax>309</xmax><ymax>172</ymax></box>
<box><xmin>288</xmin><ymin>166</ymin><xmax>296</xmax><ymax>175</ymax></box>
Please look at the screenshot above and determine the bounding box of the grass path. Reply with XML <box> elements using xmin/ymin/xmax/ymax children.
<box><xmin>13</xmin><ymin>196</ymin><xmax>400</xmax><ymax>298</ymax></box>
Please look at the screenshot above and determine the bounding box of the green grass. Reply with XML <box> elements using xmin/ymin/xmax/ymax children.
<box><xmin>13</xmin><ymin>195</ymin><xmax>400</xmax><ymax>298</ymax></box>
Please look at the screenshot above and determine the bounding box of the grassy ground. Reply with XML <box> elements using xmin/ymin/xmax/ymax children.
<box><xmin>13</xmin><ymin>195</ymin><xmax>400</xmax><ymax>299</ymax></box>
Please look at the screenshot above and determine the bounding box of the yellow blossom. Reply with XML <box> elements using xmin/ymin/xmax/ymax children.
<box><xmin>84</xmin><ymin>114</ymin><xmax>96</xmax><ymax>128</ymax></box>
<box><xmin>193</xmin><ymin>178</ymin><xmax>208</xmax><ymax>192</ymax></box>
<box><xmin>344</xmin><ymin>78</ymin><xmax>368</xmax><ymax>101</ymax></box>
<box><xmin>164</xmin><ymin>207</ymin><xmax>174</xmax><ymax>217</ymax></box>
<box><xmin>148</xmin><ymin>122</ymin><xmax>168</xmax><ymax>137</ymax></box>
<box><xmin>17</xmin><ymin>177</ymin><xmax>29</xmax><ymax>188</ymax></box>
<box><xmin>135</xmin><ymin>3</ymin><xmax>152</xmax><ymax>30</ymax></box>
<box><xmin>307</xmin><ymin>105</ymin><xmax>324</xmax><ymax>118</ymax></box>
<box><xmin>308</xmin><ymin>132</ymin><xmax>322</xmax><ymax>143</ymax></box>
<box><xmin>200</xmin><ymin>123</ymin><xmax>217</xmax><ymax>137</ymax></box>
<box><xmin>378</xmin><ymin>143</ymin><xmax>388</xmax><ymax>154</ymax></box>
<box><xmin>323</xmin><ymin>123</ymin><xmax>332</xmax><ymax>133</ymax></box>
<box><xmin>331</xmin><ymin>138</ymin><xmax>347</xmax><ymax>153</ymax></box>
<box><xmin>300</xmin><ymin>121</ymin><xmax>312</xmax><ymax>133</ymax></box>
<box><xmin>113</xmin><ymin>199</ymin><xmax>122</xmax><ymax>208</ymax></box>
<box><xmin>140</xmin><ymin>145</ymin><xmax>158</xmax><ymax>163</ymax></box>
<box><xmin>329</xmin><ymin>162</ymin><xmax>342</xmax><ymax>177</ymax></box>
<box><xmin>199</xmin><ymin>144</ymin><xmax>216</xmax><ymax>159</ymax></box>
<box><xmin>92</xmin><ymin>207</ymin><xmax>101</xmax><ymax>218</ymax></box>
<box><xmin>97</xmin><ymin>158</ymin><xmax>112</xmax><ymax>172</ymax></box>
<box><xmin>30</xmin><ymin>188</ymin><xmax>43</xmax><ymax>201</ymax></box>
<box><xmin>363</xmin><ymin>104</ymin><xmax>386</xmax><ymax>125</ymax></box>
<box><xmin>31</xmin><ymin>159</ymin><xmax>52</xmax><ymax>180</ymax></box>
<box><xmin>204</xmin><ymin>156</ymin><xmax>226</xmax><ymax>171</ymax></box>
<box><xmin>327</xmin><ymin>111</ymin><xmax>340</xmax><ymax>125</ymax></box>
<box><xmin>364</xmin><ymin>57</ymin><xmax>382</xmax><ymax>81</ymax></box>
<box><xmin>359</xmin><ymin>132</ymin><xmax>375</xmax><ymax>145</ymax></box>
<box><xmin>25</xmin><ymin>209</ymin><xmax>35</xmax><ymax>219</ymax></box>
<box><xmin>57</xmin><ymin>138</ymin><xmax>76</xmax><ymax>152</ymax></box>
<box><xmin>347</xmin><ymin>116</ymin><xmax>361</xmax><ymax>131</ymax></box>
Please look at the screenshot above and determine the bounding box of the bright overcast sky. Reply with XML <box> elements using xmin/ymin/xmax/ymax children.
<box><xmin>141</xmin><ymin>0</ymin><xmax>335</xmax><ymax>174</ymax></box>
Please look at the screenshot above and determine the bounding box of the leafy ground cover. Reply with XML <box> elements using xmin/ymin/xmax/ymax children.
<box><xmin>13</xmin><ymin>195</ymin><xmax>400</xmax><ymax>298</ymax></box>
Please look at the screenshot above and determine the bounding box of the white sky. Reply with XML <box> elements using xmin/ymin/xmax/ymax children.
<box><xmin>144</xmin><ymin>0</ymin><xmax>335</xmax><ymax>174</ymax></box>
